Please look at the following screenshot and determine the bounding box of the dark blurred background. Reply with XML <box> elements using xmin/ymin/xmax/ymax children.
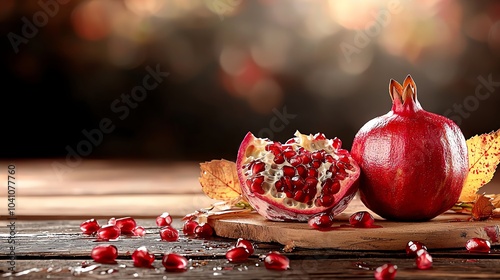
<box><xmin>2</xmin><ymin>0</ymin><xmax>500</xmax><ymax>162</ymax></box>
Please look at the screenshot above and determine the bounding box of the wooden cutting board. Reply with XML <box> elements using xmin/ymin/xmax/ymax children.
<box><xmin>207</xmin><ymin>199</ymin><xmax>500</xmax><ymax>251</ymax></box>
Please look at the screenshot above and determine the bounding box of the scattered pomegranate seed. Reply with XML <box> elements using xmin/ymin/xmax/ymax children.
<box><xmin>465</xmin><ymin>237</ymin><xmax>491</xmax><ymax>253</ymax></box>
<box><xmin>415</xmin><ymin>249</ymin><xmax>433</xmax><ymax>270</ymax></box>
<box><xmin>91</xmin><ymin>244</ymin><xmax>118</xmax><ymax>264</ymax></box>
<box><xmin>115</xmin><ymin>217</ymin><xmax>137</xmax><ymax>234</ymax></box>
<box><xmin>374</xmin><ymin>263</ymin><xmax>397</xmax><ymax>280</ymax></box>
<box><xmin>132</xmin><ymin>226</ymin><xmax>146</xmax><ymax>237</ymax></box>
<box><xmin>406</xmin><ymin>241</ymin><xmax>427</xmax><ymax>257</ymax></box>
<box><xmin>80</xmin><ymin>218</ymin><xmax>100</xmax><ymax>235</ymax></box>
<box><xmin>162</xmin><ymin>253</ymin><xmax>188</xmax><ymax>272</ymax></box>
<box><xmin>96</xmin><ymin>224</ymin><xmax>121</xmax><ymax>241</ymax></box>
<box><xmin>349</xmin><ymin>211</ymin><xmax>375</xmax><ymax>228</ymax></box>
<box><xmin>156</xmin><ymin>212</ymin><xmax>173</xmax><ymax>227</ymax></box>
<box><xmin>195</xmin><ymin>223</ymin><xmax>214</xmax><ymax>238</ymax></box>
<box><xmin>263</xmin><ymin>251</ymin><xmax>289</xmax><ymax>271</ymax></box>
<box><xmin>131</xmin><ymin>246</ymin><xmax>155</xmax><ymax>268</ymax></box>
<box><xmin>226</xmin><ymin>247</ymin><xmax>250</xmax><ymax>262</ymax></box>
<box><xmin>182</xmin><ymin>220</ymin><xmax>199</xmax><ymax>236</ymax></box>
<box><xmin>308</xmin><ymin>213</ymin><xmax>334</xmax><ymax>229</ymax></box>
<box><xmin>236</xmin><ymin>238</ymin><xmax>255</xmax><ymax>255</ymax></box>
<box><xmin>160</xmin><ymin>226</ymin><xmax>179</xmax><ymax>242</ymax></box>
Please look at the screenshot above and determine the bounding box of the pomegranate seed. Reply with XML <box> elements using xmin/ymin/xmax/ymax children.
<box><xmin>283</xmin><ymin>150</ymin><xmax>296</xmax><ymax>160</ymax></box>
<box><xmin>406</xmin><ymin>241</ymin><xmax>427</xmax><ymax>257</ymax></box>
<box><xmin>349</xmin><ymin>211</ymin><xmax>375</xmax><ymax>228</ymax></box>
<box><xmin>265</xmin><ymin>142</ymin><xmax>281</xmax><ymax>153</ymax></box>
<box><xmin>283</xmin><ymin>166</ymin><xmax>295</xmax><ymax>177</ymax></box>
<box><xmin>264</xmin><ymin>251</ymin><xmax>289</xmax><ymax>270</ymax></box>
<box><xmin>252</xmin><ymin>161</ymin><xmax>266</xmax><ymax>174</ymax></box>
<box><xmin>236</xmin><ymin>238</ymin><xmax>255</xmax><ymax>254</ymax></box>
<box><xmin>162</xmin><ymin>253</ymin><xmax>188</xmax><ymax>272</ymax></box>
<box><xmin>115</xmin><ymin>217</ymin><xmax>136</xmax><ymax>234</ymax></box>
<box><xmin>308</xmin><ymin>213</ymin><xmax>334</xmax><ymax>229</ymax></box>
<box><xmin>132</xmin><ymin>226</ymin><xmax>146</xmax><ymax>237</ymax></box>
<box><xmin>160</xmin><ymin>226</ymin><xmax>179</xmax><ymax>242</ymax></box>
<box><xmin>183</xmin><ymin>220</ymin><xmax>198</xmax><ymax>236</ymax></box>
<box><xmin>285</xmin><ymin>138</ymin><xmax>296</xmax><ymax>144</ymax></box>
<box><xmin>96</xmin><ymin>224</ymin><xmax>121</xmax><ymax>240</ymax></box>
<box><xmin>314</xmin><ymin>133</ymin><xmax>326</xmax><ymax>140</ymax></box>
<box><xmin>91</xmin><ymin>244</ymin><xmax>118</xmax><ymax>264</ymax></box>
<box><xmin>156</xmin><ymin>212</ymin><xmax>173</xmax><ymax>227</ymax></box>
<box><xmin>415</xmin><ymin>249</ymin><xmax>433</xmax><ymax>270</ymax></box>
<box><xmin>289</xmin><ymin>156</ymin><xmax>302</xmax><ymax>166</ymax></box>
<box><xmin>251</xmin><ymin>176</ymin><xmax>265</xmax><ymax>194</ymax></box>
<box><xmin>226</xmin><ymin>247</ymin><xmax>250</xmax><ymax>262</ymax></box>
<box><xmin>291</xmin><ymin>176</ymin><xmax>305</xmax><ymax>189</ymax></box>
<box><xmin>374</xmin><ymin>263</ymin><xmax>397</xmax><ymax>280</ymax></box>
<box><xmin>273</xmin><ymin>154</ymin><xmax>285</xmax><ymax>164</ymax></box>
<box><xmin>80</xmin><ymin>218</ymin><xmax>100</xmax><ymax>235</ymax></box>
<box><xmin>332</xmin><ymin>137</ymin><xmax>342</xmax><ymax>150</ymax></box>
<box><xmin>311</xmin><ymin>160</ymin><xmax>321</xmax><ymax>169</ymax></box>
<box><xmin>316</xmin><ymin>195</ymin><xmax>334</xmax><ymax>207</ymax></box>
<box><xmin>131</xmin><ymin>246</ymin><xmax>155</xmax><ymax>268</ymax></box>
<box><xmin>465</xmin><ymin>237</ymin><xmax>491</xmax><ymax>253</ymax></box>
<box><xmin>195</xmin><ymin>223</ymin><xmax>214</xmax><ymax>238</ymax></box>
<box><xmin>108</xmin><ymin>217</ymin><xmax>116</xmax><ymax>225</ymax></box>
<box><xmin>311</xmin><ymin>151</ymin><xmax>323</xmax><ymax>160</ymax></box>
<box><xmin>307</xmin><ymin>168</ymin><xmax>318</xmax><ymax>177</ymax></box>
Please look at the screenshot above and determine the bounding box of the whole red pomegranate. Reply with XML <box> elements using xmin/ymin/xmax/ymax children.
<box><xmin>351</xmin><ymin>75</ymin><xmax>468</xmax><ymax>221</ymax></box>
<box><xmin>236</xmin><ymin>131</ymin><xmax>360</xmax><ymax>221</ymax></box>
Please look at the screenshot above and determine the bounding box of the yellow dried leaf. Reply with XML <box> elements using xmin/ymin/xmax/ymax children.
<box><xmin>459</xmin><ymin>129</ymin><xmax>500</xmax><ymax>202</ymax></box>
<box><xmin>199</xmin><ymin>159</ymin><xmax>241</xmax><ymax>200</ymax></box>
<box><xmin>471</xmin><ymin>194</ymin><xmax>494</xmax><ymax>221</ymax></box>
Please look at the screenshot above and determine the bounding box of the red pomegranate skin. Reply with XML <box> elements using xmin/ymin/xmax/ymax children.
<box><xmin>351</xmin><ymin>75</ymin><xmax>468</xmax><ymax>221</ymax></box>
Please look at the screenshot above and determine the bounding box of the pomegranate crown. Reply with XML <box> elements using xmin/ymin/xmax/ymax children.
<box><xmin>389</xmin><ymin>75</ymin><xmax>422</xmax><ymax>112</ymax></box>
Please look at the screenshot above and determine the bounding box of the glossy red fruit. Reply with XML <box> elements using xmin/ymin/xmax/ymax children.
<box><xmin>226</xmin><ymin>247</ymin><xmax>250</xmax><ymax>262</ymax></box>
<box><xmin>96</xmin><ymin>224</ymin><xmax>121</xmax><ymax>240</ymax></box>
<box><xmin>406</xmin><ymin>241</ymin><xmax>428</xmax><ymax>257</ymax></box>
<box><xmin>236</xmin><ymin>131</ymin><xmax>360</xmax><ymax>221</ymax></box>
<box><xmin>465</xmin><ymin>238</ymin><xmax>491</xmax><ymax>253</ymax></box>
<box><xmin>194</xmin><ymin>223</ymin><xmax>214</xmax><ymax>238</ymax></box>
<box><xmin>156</xmin><ymin>212</ymin><xmax>173</xmax><ymax>227</ymax></box>
<box><xmin>162</xmin><ymin>253</ymin><xmax>188</xmax><ymax>272</ymax></box>
<box><xmin>182</xmin><ymin>220</ymin><xmax>198</xmax><ymax>236</ymax></box>
<box><xmin>131</xmin><ymin>246</ymin><xmax>155</xmax><ymax>268</ymax></box>
<box><xmin>349</xmin><ymin>211</ymin><xmax>375</xmax><ymax>228</ymax></box>
<box><xmin>160</xmin><ymin>226</ymin><xmax>179</xmax><ymax>242</ymax></box>
<box><xmin>115</xmin><ymin>217</ymin><xmax>137</xmax><ymax>234</ymax></box>
<box><xmin>308</xmin><ymin>213</ymin><xmax>334</xmax><ymax>229</ymax></box>
<box><xmin>416</xmin><ymin>249</ymin><xmax>433</xmax><ymax>270</ymax></box>
<box><xmin>264</xmin><ymin>251</ymin><xmax>289</xmax><ymax>270</ymax></box>
<box><xmin>236</xmin><ymin>238</ymin><xmax>255</xmax><ymax>255</ymax></box>
<box><xmin>374</xmin><ymin>263</ymin><xmax>397</xmax><ymax>280</ymax></box>
<box><xmin>132</xmin><ymin>226</ymin><xmax>146</xmax><ymax>237</ymax></box>
<box><xmin>91</xmin><ymin>244</ymin><xmax>118</xmax><ymax>264</ymax></box>
<box><xmin>80</xmin><ymin>218</ymin><xmax>100</xmax><ymax>235</ymax></box>
<box><xmin>351</xmin><ymin>75</ymin><xmax>468</xmax><ymax>221</ymax></box>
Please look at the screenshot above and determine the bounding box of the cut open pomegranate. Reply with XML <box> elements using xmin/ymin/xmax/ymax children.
<box><xmin>236</xmin><ymin>131</ymin><xmax>360</xmax><ymax>221</ymax></box>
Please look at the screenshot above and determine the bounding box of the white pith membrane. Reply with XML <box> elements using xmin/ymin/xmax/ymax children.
<box><xmin>241</xmin><ymin>131</ymin><xmax>358</xmax><ymax>211</ymax></box>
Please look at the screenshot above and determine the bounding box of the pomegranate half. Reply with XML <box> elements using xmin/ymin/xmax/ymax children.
<box><xmin>351</xmin><ymin>75</ymin><xmax>468</xmax><ymax>221</ymax></box>
<box><xmin>236</xmin><ymin>131</ymin><xmax>360</xmax><ymax>221</ymax></box>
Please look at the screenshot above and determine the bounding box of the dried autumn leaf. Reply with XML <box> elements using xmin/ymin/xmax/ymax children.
<box><xmin>199</xmin><ymin>159</ymin><xmax>241</xmax><ymax>201</ymax></box>
<box><xmin>458</xmin><ymin>129</ymin><xmax>500</xmax><ymax>202</ymax></box>
<box><xmin>471</xmin><ymin>194</ymin><xmax>494</xmax><ymax>221</ymax></box>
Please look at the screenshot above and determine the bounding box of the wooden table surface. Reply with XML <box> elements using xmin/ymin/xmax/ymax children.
<box><xmin>1</xmin><ymin>159</ymin><xmax>500</xmax><ymax>279</ymax></box>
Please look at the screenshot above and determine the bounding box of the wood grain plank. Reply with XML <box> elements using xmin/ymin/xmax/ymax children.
<box><xmin>3</xmin><ymin>258</ymin><xmax>500</xmax><ymax>279</ymax></box>
<box><xmin>208</xmin><ymin>198</ymin><xmax>500</xmax><ymax>251</ymax></box>
<box><xmin>0</xmin><ymin>159</ymin><xmax>204</xmax><ymax>196</ymax></box>
<box><xmin>0</xmin><ymin>194</ymin><xmax>218</xmax><ymax>218</ymax></box>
